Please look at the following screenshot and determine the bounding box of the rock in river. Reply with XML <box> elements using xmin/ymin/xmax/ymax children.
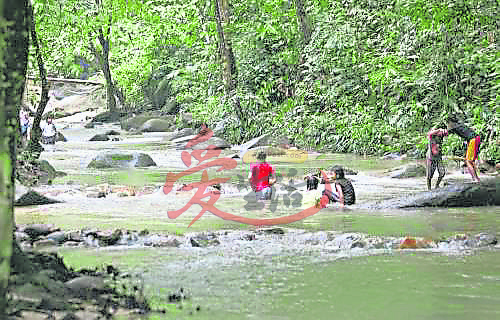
<box><xmin>14</xmin><ymin>190</ymin><xmax>62</xmax><ymax>206</ymax></box>
<box><xmin>388</xmin><ymin>164</ymin><xmax>426</xmax><ymax>178</ymax></box>
<box><xmin>89</xmin><ymin>134</ymin><xmax>110</xmax><ymax>141</ymax></box>
<box><xmin>368</xmin><ymin>178</ymin><xmax>499</xmax><ymax>208</ymax></box>
<box><xmin>139</xmin><ymin>118</ymin><xmax>175</xmax><ymax>132</ymax></box>
<box><xmin>87</xmin><ymin>151</ymin><xmax>156</xmax><ymax>169</ymax></box>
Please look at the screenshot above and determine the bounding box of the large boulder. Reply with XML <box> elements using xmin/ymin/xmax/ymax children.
<box><xmin>87</xmin><ymin>151</ymin><xmax>157</xmax><ymax>169</ymax></box>
<box><xmin>55</xmin><ymin>132</ymin><xmax>67</xmax><ymax>142</ymax></box>
<box><xmin>14</xmin><ymin>191</ymin><xmax>62</xmax><ymax>206</ymax></box>
<box><xmin>167</xmin><ymin>128</ymin><xmax>194</xmax><ymax>141</ymax></box>
<box><xmin>139</xmin><ymin>117</ymin><xmax>175</xmax><ymax>132</ymax></box>
<box><xmin>367</xmin><ymin>178</ymin><xmax>499</xmax><ymax>208</ymax></box>
<box><xmin>388</xmin><ymin>164</ymin><xmax>426</xmax><ymax>178</ymax></box>
<box><xmin>120</xmin><ymin>115</ymin><xmax>156</xmax><ymax>131</ymax></box>
<box><xmin>89</xmin><ymin>134</ymin><xmax>109</xmax><ymax>142</ymax></box>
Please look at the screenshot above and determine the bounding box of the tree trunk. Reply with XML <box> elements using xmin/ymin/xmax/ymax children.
<box><xmin>89</xmin><ymin>15</ymin><xmax>122</xmax><ymax>122</ymax></box>
<box><xmin>26</xmin><ymin>1</ymin><xmax>49</xmax><ymax>161</ymax></box>
<box><xmin>0</xmin><ymin>0</ymin><xmax>29</xmax><ymax>315</ymax></box>
<box><xmin>214</xmin><ymin>0</ymin><xmax>244</xmax><ymax>140</ymax></box>
<box><xmin>295</xmin><ymin>0</ymin><xmax>312</xmax><ymax>45</ymax></box>
<box><xmin>214</xmin><ymin>0</ymin><xmax>237</xmax><ymax>93</ymax></box>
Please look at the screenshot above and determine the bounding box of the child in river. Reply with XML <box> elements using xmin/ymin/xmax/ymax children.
<box><xmin>426</xmin><ymin>127</ymin><xmax>447</xmax><ymax>190</ymax></box>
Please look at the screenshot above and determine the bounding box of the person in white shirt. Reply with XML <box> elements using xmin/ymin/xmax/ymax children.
<box><xmin>20</xmin><ymin>108</ymin><xmax>31</xmax><ymax>142</ymax></box>
<box><xmin>41</xmin><ymin>117</ymin><xmax>57</xmax><ymax>144</ymax></box>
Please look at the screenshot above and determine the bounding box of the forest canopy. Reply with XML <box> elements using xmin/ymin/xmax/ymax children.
<box><xmin>28</xmin><ymin>0</ymin><xmax>499</xmax><ymax>161</ymax></box>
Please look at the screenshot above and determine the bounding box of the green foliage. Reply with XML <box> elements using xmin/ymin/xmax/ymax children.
<box><xmin>31</xmin><ymin>0</ymin><xmax>499</xmax><ymax>161</ymax></box>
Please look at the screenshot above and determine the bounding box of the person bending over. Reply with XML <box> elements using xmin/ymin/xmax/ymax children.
<box><xmin>320</xmin><ymin>166</ymin><xmax>355</xmax><ymax>208</ymax></box>
<box><xmin>445</xmin><ymin>114</ymin><xmax>481</xmax><ymax>183</ymax></box>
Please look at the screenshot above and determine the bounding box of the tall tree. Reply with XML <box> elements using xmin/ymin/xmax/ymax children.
<box><xmin>0</xmin><ymin>0</ymin><xmax>30</xmax><ymax>315</ymax></box>
<box><xmin>295</xmin><ymin>0</ymin><xmax>311</xmax><ymax>45</ymax></box>
<box><xmin>25</xmin><ymin>0</ymin><xmax>49</xmax><ymax>161</ymax></box>
<box><xmin>214</xmin><ymin>0</ymin><xmax>244</xmax><ymax>133</ymax></box>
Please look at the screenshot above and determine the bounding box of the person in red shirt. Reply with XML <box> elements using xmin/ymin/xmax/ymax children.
<box><xmin>248</xmin><ymin>151</ymin><xmax>276</xmax><ymax>200</ymax></box>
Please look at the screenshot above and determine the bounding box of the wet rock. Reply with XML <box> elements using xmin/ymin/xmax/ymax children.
<box><xmin>332</xmin><ymin>233</ymin><xmax>365</xmax><ymax>249</ymax></box>
<box><xmin>65</xmin><ymin>231</ymin><xmax>82</xmax><ymax>242</ymax></box>
<box><xmin>365</xmin><ymin>237</ymin><xmax>386</xmax><ymax>249</ymax></box>
<box><xmin>33</xmin><ymin>239</ymin><xmax>57</xmax><ymax>248</ymax></box>
<box><xmin>190</xmin><ymin>237</ymin><xmax>220</xmax><ymax>247</ymax></box>
<box><xmin>369</xmin><ymin>178</ymin><xmax>500</xmax><ymax>208</ymax></box>
<box><xmin>117</xmin><ymin>192</ymin><xmax>128</xmax><ymax>197</ymax></box>
<box><xmin>84</xmin><ymin>122</ymin><xmax>95</xmax><ymax>128</ymax></box>
<box><xmin>86</xmin><ymin>191</ymin><xmax>106</xmax><ymax>198</ymax></box>
<box><xmin>381</xmin><ymin>153</ymin><xmax>407</xmax><ymax>160</ymax></box>
<box><xmin>243</xmin><ymin>234</ymin><xmax>256</xmax><ymax>241</ymax></box>
<box><xmin>47</xmin><ymin>231</ymin><xmax>66</xmax><ymax>244</ymax></box>
<box><xmin>389</xmin><ymin>164</ymin><xmax>426</xmax><ymax>178</ymax></box>
<box><xmin>87</xmin><ymin>151</ymin><xmax>157</xmax><ymax>169</ymax></box>
<box><xmin>153</xmin><ymin>238</ymin><xmax>181</xmax><ymax>248</ymax></box>
<box><xmin>56</xmin><ymin>131</ymin><xmax>67</xmax><ymax>142</ymax></box>
<box><xmin>14</xmin><ymin>190</ymin><xmax>62</xmax><ymax>206</ymax></box>
<box><xmin>140</xmin><ymin>118</ymin><xmax>175</xmax><ymax>132</ymax></box>
<box><xmin>96</xmin><ymin>229</ymin><xmax>122</xmax><ymax>246</ymax></box>
<box><xmin>20</xmin><ymin>241</ymin><xmax>32</xmax><ymax>250</ymax></box>
<box><xmin>139</xmin><ymin>229</ymin><xmax>149</xmax><ymax>236</ymax></box>
<box><xmin>62</xmin><ymin>312</ymin><xmax>81</xmax><ymax>320</ymax></box>
<box><xmin>168</xmin><ymin>128</ymin><xmax>194</xmax><ymax>141</ymax></box>
<box><xmin>89</xmin><ymin>134</ymin><xmax>110</xmax><ymax>141</ymax></box>
<box><xmin>63</xmin><ymin>241</ymin><xmax>81</xmax><ymax>247</ymax></box>
<box><xmin>168</xmin><ymin>288</ymin><xmax>187</xmax><ymax>302</ymax></box>
<box><xmin>112</xmin><ymin>137</ymin><xmax>120</xmax><ymax>141</ymax></box>
<box><xmin>24</xmin><ymin>224</ymin><xmax>60</xmax><ymax>238</ymax></box>
<box><xmin>15</xmin><ymin>231</ymin><xmax>30</xmax><ymax>242</ymax></box>
<box><xmin>180</xmin><ymin>112</ymin><xmax>193</xmax><ymax>126</ymax></box>
<box><xmin>476</xmin><ymin>233</ymin><xmax>497</xmax><ymax>246</ymax></box>
<box><xmin>104</xmin><ymin>130</ymin><xmax>120</xmax><ymax>135</ymax></box>
<box><xmin>121</xmin><ymin>115</ymin><xmax>157</xmax><ymax>131</ymax></box>
<box><xmin>65</xmin><ymin>276</ymin><xmax>107</xmax><ymax>297</ymax></box>
<box><xmin>261</xmin><ymin>227</ymin><xmax>285</xmax><ymax>235</ymax></box>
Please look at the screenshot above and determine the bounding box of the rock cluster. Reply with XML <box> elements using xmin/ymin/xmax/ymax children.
<box><xmin>15</xmin><ymin>224</ymin><xmax>499</xmax><ymax>253</ymax></box>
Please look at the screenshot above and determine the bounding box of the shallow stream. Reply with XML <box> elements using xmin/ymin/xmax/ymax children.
<box><xmin>16</xmin><ymin>121</ymin><xmax>500</xmax><ymax>319</ymax></box>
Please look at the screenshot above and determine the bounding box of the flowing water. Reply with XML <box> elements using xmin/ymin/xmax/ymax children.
<box><xmin>17</xmin><ymin>121</ymin><xmax>500</xmax><ymax>319</ymax></box>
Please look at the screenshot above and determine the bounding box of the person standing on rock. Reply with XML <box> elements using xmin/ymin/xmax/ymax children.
<box><xmin>320</xmin><ymin>166</ymin><xmax>355</xmax><ymax>208</ymax></box>
<box><xmin>248</xmin><ymin>150</ymin><xmax>276</xmax><ymax>200</ymax></box>
<box><xmin>426</xmin><ymin>127</ymin><xmax>448</xmax><ymax>190</ymax></box>
<box><xmin>445</xmin><ymin>114</ymin><xmax>481</xmax><ymax>183</ymax></box>
<box><xmin>41</xmin><ymin>116</ymin><xmax>57</xmax><ymax>144</ymax></box>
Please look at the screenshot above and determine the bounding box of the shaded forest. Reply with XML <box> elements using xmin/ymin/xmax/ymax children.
<box><xmin>27</xmin><ymin>0</ymin><xmax>499</xmax><ymax>160</ymax></box>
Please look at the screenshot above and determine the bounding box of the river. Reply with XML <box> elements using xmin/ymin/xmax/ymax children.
<box><xmin>15</xmin><ymin>121</ymin><xmax>500</xmax><ymax>319</ymax></box>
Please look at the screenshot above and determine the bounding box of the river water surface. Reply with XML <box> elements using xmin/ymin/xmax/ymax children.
<box><xmin>18</xmin><ymin>122</ymin><xmax>500</xmax><ymax>319</ymax></box>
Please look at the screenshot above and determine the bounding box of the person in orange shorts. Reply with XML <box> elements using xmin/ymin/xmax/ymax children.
<box><xmin>445</xmin><ymin>114</ymin><xmax>481</xmax><ymax>183</ymax></box>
